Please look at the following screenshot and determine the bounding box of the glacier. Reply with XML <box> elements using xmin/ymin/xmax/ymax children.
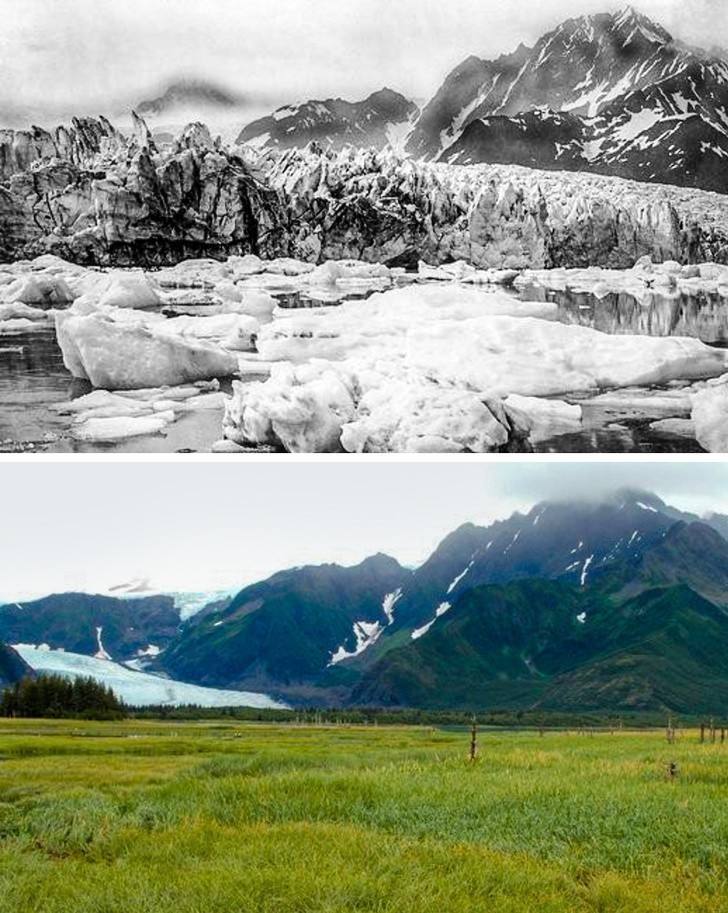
<box><xmin>14</xmin><ymin>645</ymin><xmax>287</xmax><ymax>708</ymax></box>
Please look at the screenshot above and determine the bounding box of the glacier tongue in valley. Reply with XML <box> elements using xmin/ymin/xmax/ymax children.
<box><xmin>14</xmin><ymin>645</ymin><xmax>287</xmax><ymax>708</ymax></box>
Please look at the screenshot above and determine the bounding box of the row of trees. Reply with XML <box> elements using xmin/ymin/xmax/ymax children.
<box><xmin>1</xmin><ymin>675</ymin><xmax>126</xmax><ymax>719</ymax></box>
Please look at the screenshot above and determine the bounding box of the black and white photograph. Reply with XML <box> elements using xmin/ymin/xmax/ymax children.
<box><xmin>1</xmin><ymin>0</ymin><xmax>728</xmax><ymax>453</ymax></box>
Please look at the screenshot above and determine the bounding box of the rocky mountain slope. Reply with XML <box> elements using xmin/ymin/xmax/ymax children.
<box><xmin>237</xmin><ymin>88</ymin><xmax>417</xmax><ymax>151</ymax></box>
<box><xmin>160</xmin><ymin>555</ymin><xmax>410</xmax><ymax>701</ymax></box>
<box><xmin>5</xmin><ymin>490</ymin><xmax>728</xmax><ymax>711</ymax></box>
<box><xmin>408</xmin><ymin>7</ymin><xmax>728</xmax><ymax>194</ymax></box>
<box><xmin>138</xmin><ymin>80</ymin><xmax>241</xmax><ymax>117</ymax></box>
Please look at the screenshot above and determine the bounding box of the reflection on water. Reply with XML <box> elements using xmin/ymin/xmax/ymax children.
<box><xmin>520</xmin><ymin>285</ymin><xmax>728</xmax><ymax>347</ymax></box>
<box><xmin>535</xmin><ymin>424</ymin><xmax>705</xmax><ymax>454</ymax></box>
<box><xmin>0</xmin><ymin>328</ymin><xmax>229</xmax><ymax>453</ymax></box>
<box><xmin>0</xmin><ymin>329</ymin><xmax>83</xmax><ymax>446</ymax></box>
<box><xmin>1</xmin><ymin>279</ymin><xmax>724</xmax><ymax>453</ymax></box>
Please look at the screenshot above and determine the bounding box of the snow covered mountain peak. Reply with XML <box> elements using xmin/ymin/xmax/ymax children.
<box><xmin>411</xmin><ymin>6</ymin><xmax>728</xmax><ymax>193</ymax></box>
<box><xmin>611</xmin><ymin>6</ymin><xmax>673</xmax><ymax>45</ymax></box>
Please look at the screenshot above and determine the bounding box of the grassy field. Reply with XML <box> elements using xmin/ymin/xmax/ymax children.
<box><xmin>1</xmin><ymin>720</ymin><xmax>727</xmax><ymax>912</ymax></box>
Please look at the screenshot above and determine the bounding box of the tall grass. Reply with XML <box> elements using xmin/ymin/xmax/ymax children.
<box><xmin>0</xmin><ymin>720</ymin><xmax>726</xmax><ymax>912</ymax></box>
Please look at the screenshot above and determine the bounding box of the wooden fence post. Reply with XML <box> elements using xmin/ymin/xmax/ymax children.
<box><xmin>469</xmin><ymin>717</ymin><xmax>478</xmax><ymax>762</ymax></box>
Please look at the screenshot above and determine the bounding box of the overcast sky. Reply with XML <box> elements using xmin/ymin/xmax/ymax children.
<box><xmin>1</xmin><ymin>0</ymin><xmax>726</xmax><ymax>124</ymax></box>
<box><xmin>2</xmin><ymin>460</ymin><xmax>728</xmax><ymax>601</ymax></box>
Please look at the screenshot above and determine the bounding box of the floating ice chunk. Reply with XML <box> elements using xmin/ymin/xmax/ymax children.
<box><xmin>0</xmin><ymin>301</ymin><xmax>53</xmax><ymax>323</ymax></box>
<box><xmin>3</xmin><ymin>273</ymin><xmax>74</xmax><ymax>306</ymax></box>
<box><xmin>211</xmin><ymin>439</ymin><xmax>248</xmax><ymax>453</ymax></box>
<box><xmin>649</xmin><ymin>418</ymin><xmax>696</xmax><ymax>439</ymax></box>
<box><xmin>223</xmin><ymin>363</ymin><xmax>356</xmax><ymax>452</ymax></box>
<box><xmin>260</xmin><ymin>258</ymin><xmax>315</xmax><ymax>277</ymax></box>
<box><xmin>692</xmin><ymin>379</ymin><xmax>728</xmax><ymax>452</ymax></box>
<box><xmin>214</xmin><ymin>281</ymin><xmax>243</xmax><ymax>302</ymax></box>
<box><xmin>309</xmin><ymin>260</ymin><xmax>391</xmax><ymax>287</ymax></box>
<box><xmin>55</xmin><ymin>308</ymin><xmax>238</xmax><ymax>390</ymax></box>
<box><xmin>341</xmin><ymin>381</ymin><xmax>509</xmax><ymax>454</ymax></box>
<box><xmin>224</xmin><ymin>283</ymin><xmax>728</xmax><ymax>452</ymax></box>
<box><xmin>583</xmin><ymin>388</ymin><xmax>692</xmax><ymax>421</ymax></box>
<box><xmin>236</xmin><ymin>290</ymin><xmax>278</xmax><ymax>319</ymax></box>
<box><xmin>164</xmin><ymin>312</ymin><xmax>259</xmax><ymax>351</ymax></box>
<box><xmin>227</xmin><ymin>254</ymin><xmax>266</xmax><ymax>278</ymax></box>
<box><xmin>98</xmin><ymin>272</ymin><xmax>162</xmax><ymax>310</ymax></box>
<box><xmin>71</xmin><ymin>412</ymin><xmax>175</xmax><ymax>442</ymax></box>
<box><xmin>503</xmin><ymin>394</ymin><xmax>582</xmax><ymax>443</ymax></box>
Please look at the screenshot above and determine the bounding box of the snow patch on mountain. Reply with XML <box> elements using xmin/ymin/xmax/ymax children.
<box><xmin>412</xmin><ymin>602</ymin><xmax>452</xmax><ymax>640</ymax></box>
<box><xmin>94</xmin><ymin>626</ymin><xmax>111</xmax><ymax>661</ymax></box>
<box><xmin>447</xmin><ymin>562</ymin><xmax>474</xmax><ymax>594</ymax></box>
<box><xmin>329</xmin><ymin>588</ymin><xmax>403</xmax><ymax>664</ymax></box>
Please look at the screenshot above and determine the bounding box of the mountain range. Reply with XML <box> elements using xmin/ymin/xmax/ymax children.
<box><xmin>3</xmin><ymin>488</ymin><xmax>728</xmax><ymax>713</ymax></box>
<box><xmin>237</xmin><ymin>88</ymin><xmax>418</xmax><ymax>152</ymax></box>
<box><xmin>238</xmin><ymin>7</ymin><xmax>728</xmax><ymax>194</ymax></box>
<box><xmin>137</xmin><ymin>79</ymin><xmax>242</xmax><ymax>117</ymax></box>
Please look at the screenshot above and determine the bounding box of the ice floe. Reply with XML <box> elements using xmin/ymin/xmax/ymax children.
<box><xmin>223</xmin><ymin>283</ymin><xmax>728</xmax><ymax>452</ymax></box>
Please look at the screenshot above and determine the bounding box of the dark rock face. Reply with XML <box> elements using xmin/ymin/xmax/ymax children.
<box><xmin>237</xmin><ymin>88</ymin><xmax>418</xmax><ymax>151</ymax></box>
<box><xmin>408</xmin><ymin>8</ymin><xmax>728</xmax><ymax>195</ymax></box>
<box><xmin>0</xmin><ymin>642</ymin><xmax>34</xmax><ymax>686</ymax></box>
<box><xmin>138</xmin><ymin>80</ymin><xmax>239</xmax><ymax>117</ymax></box>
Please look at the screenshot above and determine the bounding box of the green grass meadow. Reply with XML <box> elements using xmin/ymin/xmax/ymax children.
<box><xmin>1</xmin><ymin>720</ymin><xmax>727</xmax><ymax>912</ymax></box>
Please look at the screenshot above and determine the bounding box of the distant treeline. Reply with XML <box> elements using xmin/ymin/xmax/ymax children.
<box><xmin>1</xmin><ymin>678</ymin><xmax>720</xmax><ymax>728</ymax></box>
<box><xmin>1</xmin><ymin>675</ymin><xmax>127</xmax><ymax>720</ymax></box>
<box><xmin>126</xmin><ymin>704</ymin><xmax>704</xmax><ymax>729</ymax></box>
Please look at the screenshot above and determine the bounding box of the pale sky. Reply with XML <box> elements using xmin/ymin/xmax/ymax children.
<box><xmin>2</xmin><ymin>460</ymin><xmax>728</xmax><ymax>602</ymax></box>
<box><xmin>1</xmin><ymin>0</ymin><xmax>726</xmax><ymax>125</ymax></box>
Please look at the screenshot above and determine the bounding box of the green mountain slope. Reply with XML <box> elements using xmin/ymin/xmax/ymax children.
<box><xmin>538</xmin><ymin>585</ymin><xmax>728</xmax><ymax>713</ymax></box>
<box><xmin>160</xmin><ymin>555</ymin><xmax>410</xmax><ymax>698</ymax></box>
<box><xmin>352</xmin><ymin>522</ymin><xmax>728</xmax><ymax>713</ymax></box>
<box><xmin>0</xmin><ymin>593</ymin><xmax>180</xmax><ymax>661</ymax></box>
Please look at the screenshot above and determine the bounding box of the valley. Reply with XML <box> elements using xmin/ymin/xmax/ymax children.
<box><xmin>5</xmin><ymin>488</ymin><xmax>728</xmax><ymax>715</ymax></box>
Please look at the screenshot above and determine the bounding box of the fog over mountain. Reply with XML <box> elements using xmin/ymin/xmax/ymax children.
<box><xmin>1</xmin><ymin>0</ymin><xmax>726</xmax><ymax>127</ymax></box>
<box><xmin>2</xmin><ymin>462</ymin><xmax>728</xmax><ymax>602</ymax></box>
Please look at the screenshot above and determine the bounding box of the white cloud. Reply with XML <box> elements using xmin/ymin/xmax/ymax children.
<box><xmin>1</xmin><ymin>460</ymin><xmax>728</xmax><ymax>602</ymax></box>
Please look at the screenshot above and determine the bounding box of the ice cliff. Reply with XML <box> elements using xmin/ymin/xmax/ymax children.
<box><xmin>1</xmin><ymin>117</ymin><xmax>727</xmax><ymax>269</ymax></box>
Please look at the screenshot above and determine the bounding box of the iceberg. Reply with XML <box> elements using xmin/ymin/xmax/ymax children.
<box><xmin>223</xmin><ymin>284</ymin><xmax>728</xmax><ymax>452</ymax></box>
<box><xmin>55</xmin><ymin>305</ymin><xmax>238</xmax><ymax>390</ymax></box>
<box><xmin>692</xmin><ymin>378</ymin><xmax>728</xmax><ymax>452</ymax></box>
